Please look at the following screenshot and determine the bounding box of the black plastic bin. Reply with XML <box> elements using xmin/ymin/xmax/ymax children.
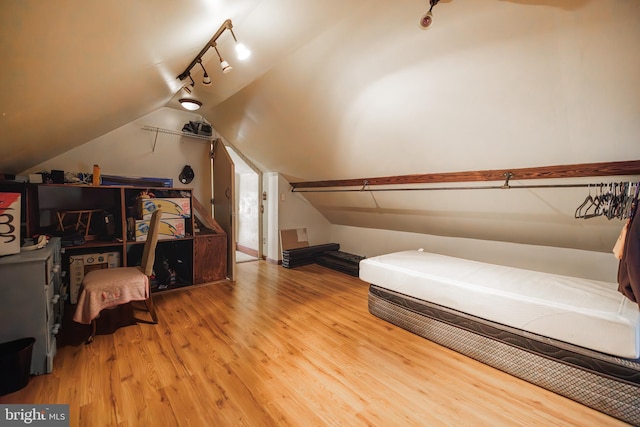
<box><xmin>0</xmin><ymin>337</ymin><xmax>35</xmax><ymax>396</ymax></box>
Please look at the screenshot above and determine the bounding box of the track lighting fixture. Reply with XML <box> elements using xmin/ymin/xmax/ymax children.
<box><xmin>176</xmin><ymin>19</ymin><xmax>251</xmax><ymax>110</ymax></box>
<box><xmin>198</xmin><ymin>60</ymin><xmax>212</xmax><ymax>86</ymax></box>
<box><xmin>179</xmin><ymin>99</ymin><xmax>202</xmax><ymax>111</ymax></box>
<box><xmin>419</xmin><ymin>0</ymin><xmax>440</xmax><ymax>30</ymax></box>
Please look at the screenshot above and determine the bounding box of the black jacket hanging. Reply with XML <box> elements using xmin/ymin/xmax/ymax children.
<box><xmin>618</xmin><ymin>204</ymin><xmax>640</xmax><ymax>304</ymax></box>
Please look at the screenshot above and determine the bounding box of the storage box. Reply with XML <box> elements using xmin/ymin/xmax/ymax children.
<box><xmin>138</xmin><ymin>198</ymin><xmax>191</xmax><ymax>219</ymax></box>
<box><xmin>68</xmin><ymin>252</ymin><xmax>120</xmax><ymax>304</ymax></box>
<box><xmin>0</xmin><ymin>193</ymin><xmax>21</xmax><ymax>256</ymax></box>
<box><xmin>135</xmin><ymin>218</ymin><xmax>185</xmax><ymax>241</ymax></box>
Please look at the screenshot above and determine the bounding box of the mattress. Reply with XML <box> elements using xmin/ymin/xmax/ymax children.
<box><xmin>359</xmin><ymin>250</ymin><xmax>640</xmax><ymax>359</ymax></box>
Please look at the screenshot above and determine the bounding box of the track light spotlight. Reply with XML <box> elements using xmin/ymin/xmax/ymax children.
<box><xmin>235</xmin><ymin>43</ymin><xmax>251</xmax><ymax>60</ymax></box>
<box><xmin>229</xmin><ymin>27</ymin><xmax>251</xmax><ymax>60</ymax></box>
<box><xmin>198</xmin><ymin>61</ymin><xmax>212</xmax><ymax>86</ymax></box>
<box><xmin>419</xmin><ymin>0</ymin><xmax>440</xmax><ymax>30</ymax></box>
<box><xmin>182</xmin><ymin>74</ymin><xmax>196</xmax><ymax>94</ymax></box>
<box><xmin>214</xmin><ymin>45</ymin><xmax>233</xmax><ymax>74</ymax></box>
<box><xmin>179</xmin><ymin>99</ymin><xmax>202</xmax><ymax>111</ymax></box>
<box><xmin>220</xmin><ymin>59</ymin><xmax>232</xmax><ymax>74</ymax></box>
<box><xmin>419</xmin><ymin>11</ymin><xmax>433</xmax><ymax>29</ymax></box>
<box><xmin>202</xmin><ymin>71</ymin><xmax>212</xmax><ymax>85</ymax></box>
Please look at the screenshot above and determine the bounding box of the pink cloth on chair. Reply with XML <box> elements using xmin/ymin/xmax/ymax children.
<box><xmin>73</xmin><ymin>267</ymin><xmax>150</xmax><ymax>324</ymax></box>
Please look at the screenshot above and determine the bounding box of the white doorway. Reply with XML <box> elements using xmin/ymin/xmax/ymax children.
<box><xmin>226</xmin><ymin>146</ymin><xmax>261</xmax><ymax>263</ymax></box>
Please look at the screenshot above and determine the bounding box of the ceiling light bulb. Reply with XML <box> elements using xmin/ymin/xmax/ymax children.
<box><xmin>235</xmin><ymin>43</ymin><xmax>251</xmax><ymax>60</ymax></box>
<box><xmin>179</xmin><ymin>99</ymin><xmax>202</xmax><ymax>111</ymax></box>
<box><xmin>419</xmin><ymin>11</ymin><xmax>433</xmax><ymax>29</ymax></box>
<box><xmin>220</xmin><ymin>59</ymin><xmax>233</xmax><ymax>74</ymax></box>
<box><xmin>202</xmin><ymin>71</ymin><xmax>212</xmax><ymax>86</ymax></box>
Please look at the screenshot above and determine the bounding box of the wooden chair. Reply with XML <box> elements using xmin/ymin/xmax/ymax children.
<box><xmin>73</xmin><ymin>209</ymin><xmax>162</xmax><ymax>343</ymax></box>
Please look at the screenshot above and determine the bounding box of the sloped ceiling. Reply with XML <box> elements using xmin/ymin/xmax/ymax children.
<box><xmin>2</xmin><ymin>0</ymin><xmax>639</xmax><ymax>252</ymax></box>
<box><xmin>205</xmin><ymin>0</ymin><xmax>640</xmax><ymax>252</ymax></box>
<box><xmin>210</xmin><ymin>0</ymin><xmax>639</xmax><ymax>180</ymax></box>
<box><xmin>0</xmin><ymin>0</ymin><xmax>351</xmax><ymax>173</ymax></box>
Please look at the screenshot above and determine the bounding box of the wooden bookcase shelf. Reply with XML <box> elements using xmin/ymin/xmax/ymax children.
<box><xmin>0</xmin><ymin>183</ymin><xmax>227</xmax><ymax>300</ymax></box>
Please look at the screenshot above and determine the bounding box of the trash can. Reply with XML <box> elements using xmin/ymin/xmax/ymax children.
<box><xmin>0</xmin><ymin>337</ymin><xmax>35</xmax><ymax>396</ymax></box>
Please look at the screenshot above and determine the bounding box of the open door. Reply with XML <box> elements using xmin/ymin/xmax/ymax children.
<box><xmin>212</xmin><ymin>139</ymin><xmax>236</xmax><ymax>281</ymax></box>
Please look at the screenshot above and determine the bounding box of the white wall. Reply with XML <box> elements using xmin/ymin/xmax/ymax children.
<box><xmin>22</xmin><ymin>108</ymin><xmax>212</xmax><ymax>206</ymax></box>
<box><xmin>263</xmin><ymin>172</ymin><xmax>333</xmax><ymax>263</ymax></box>
<box><xmin>264</xmin><ymin>172</ymin><xmax>279</xmax><ymax>262</ymax></box>
<box><xmin>236</xmin><ymin>172</ymin><xmax>259</xmax><ymax>251</ymax></box>
<box><xmin>331</xmin><ymin>224</ymin><xmax>619</xmax><ymax>283</ymax></box>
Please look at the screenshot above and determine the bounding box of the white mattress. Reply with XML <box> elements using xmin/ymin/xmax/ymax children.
<box><xmin>359</xmin><ymin>250</ymin><xmax>640</xmax><ymax>359</ymax></box>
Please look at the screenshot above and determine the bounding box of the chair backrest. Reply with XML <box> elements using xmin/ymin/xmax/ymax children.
<box><xmin>140</xmin><ymin>208</ymin><xmax>162</xmax><ymax>276</ymax></box>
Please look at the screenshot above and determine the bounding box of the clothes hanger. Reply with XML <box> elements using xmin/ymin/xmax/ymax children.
<box><xmin>583</xmin><ymin>184</ymin><xmax>602</xmax><ymax>219</ymax></box>
<box><xmin>607</xmin><ymin>182</ymin><xmax>623</xmax><ymax>220</ymax></box>
<box><xmin>574</xmin><ymin>184</ymin><xmax>594</xmax><ymax>219</ymax></box>
<box><xmin>599</xmin><ymin>182</ymin><xmax>613</xmax><ymax>219</ymax></box>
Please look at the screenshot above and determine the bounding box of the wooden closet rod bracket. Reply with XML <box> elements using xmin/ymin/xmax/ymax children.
<box><xmin>501</xmin><ymin>172</ymin><xmax>513</xmax><ymax>189</ymax></box>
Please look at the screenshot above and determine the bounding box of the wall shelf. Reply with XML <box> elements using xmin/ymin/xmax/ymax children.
<box><xmin>142</xmin><ymin>126</ymin><xmax>213</xmax><ymax>151</ymax></box>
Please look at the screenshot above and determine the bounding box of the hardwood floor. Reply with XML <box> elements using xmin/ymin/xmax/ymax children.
<box><xmin>0</xmin><ymin>261</ymin><xmax>630</xmax><ymax>426</ymax></box>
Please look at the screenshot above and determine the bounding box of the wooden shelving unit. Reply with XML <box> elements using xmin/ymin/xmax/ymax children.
<box><xmin>12</xmin><ymin>183</ymin><xmax>227</xmax><ymax>300</ymax></box>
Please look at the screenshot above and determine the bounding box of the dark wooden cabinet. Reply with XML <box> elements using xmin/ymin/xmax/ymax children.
<box><xmin>194</xmin><ymin>233</ymin><xmax>227</xmax><ymax>284</ymax></box>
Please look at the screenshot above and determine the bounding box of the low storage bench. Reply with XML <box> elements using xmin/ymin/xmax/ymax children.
<box><xmin>360</xmin><ymin>249</ymin><xmax>640</xmax><ymax>425</ymax></box>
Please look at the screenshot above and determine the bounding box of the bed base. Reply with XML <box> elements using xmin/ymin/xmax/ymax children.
<box><xmin>368</xmin><ymin>285</ymin><xmax>640</xmax><ymax>425</ymax></box>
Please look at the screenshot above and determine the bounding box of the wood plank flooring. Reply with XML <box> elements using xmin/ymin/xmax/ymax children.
<box><xmin>0</xmin><ymin>261</ymin><xmax>630</xmax><ymax>426</ymax></box>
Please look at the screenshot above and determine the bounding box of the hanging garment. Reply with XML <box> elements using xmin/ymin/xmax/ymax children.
<box><xmin>613</xmin><ymin>219</ymin><xmax>630</xmax><ymax>260</ymax></box>
<box><xmin>618</xmin><ymin>212</ymin><xmax>640</xmax><ymax>304</ymax></box>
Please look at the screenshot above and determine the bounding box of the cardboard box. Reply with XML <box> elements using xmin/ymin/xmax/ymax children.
<box><xmin>0</xmin><ymin>193</ymin><xmax>21</xmax><ymax>256</ymax></box>
<box><xmin>135</xmin><ymin>218</ymin><xmax>185</xmax><ymax>241</ymax></box>
<box><xmin>138</xmin><ymin>198</ymin><xmax>191</xmax><ymax>219</ymax></box>
<box><xmin>68</xmin><ymin>252</ymin><xmax>120</xmax><ymax>304</ymax></box>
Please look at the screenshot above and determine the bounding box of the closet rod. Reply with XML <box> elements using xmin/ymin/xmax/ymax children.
<box><xmin>290</xmin><ymin>160</ymin><xmax>640</xmax><ymax>191</ymax></box>
<box><xmin>291</xmin><ymin>182</ymin><xmax>597</xmax><ymax>193</ymax></box>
